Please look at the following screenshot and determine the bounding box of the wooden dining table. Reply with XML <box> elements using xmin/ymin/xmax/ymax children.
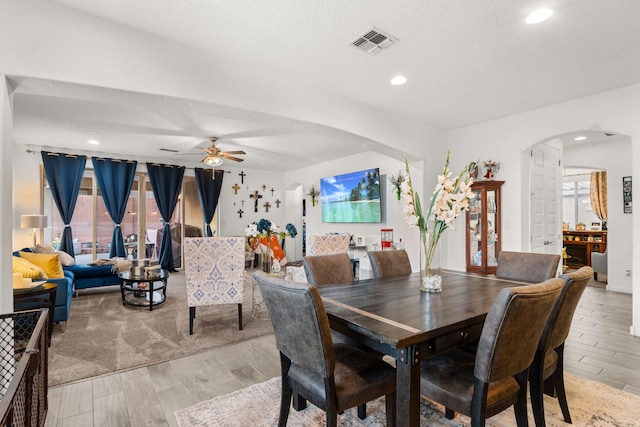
<box><xmin>316</xmin><ymin>270</ymin><xmax>527</xmax><ymax>427</ymax></box>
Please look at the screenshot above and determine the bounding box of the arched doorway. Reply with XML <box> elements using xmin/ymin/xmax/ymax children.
<box><xmin>524</xmin><ymin>130</ymin><xmax>632</xmax><ymax>293</ymax></box>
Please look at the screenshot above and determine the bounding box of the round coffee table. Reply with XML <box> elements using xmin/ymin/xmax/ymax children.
<box><xmin>118</xmin><ymin>269</ymin><xmax>170</xmax><ymax>311</ymax></box>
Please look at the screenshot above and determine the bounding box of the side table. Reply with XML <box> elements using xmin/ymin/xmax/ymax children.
<box><xmin>13</xmin><ymin>282</ymin><xmax>57</xmax><ymax>344</ymax></box>
<box><xmin>118</xmin><ymin>269</ymin><xmax>170</xmax><ymax>311</ymax></box>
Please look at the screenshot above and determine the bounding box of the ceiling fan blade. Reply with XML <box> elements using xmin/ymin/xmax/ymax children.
<box><xmin>220</xmin><ymin>150</ymin><xmax>246</xmax><ymax>155</ymax></box>
<box><xmin>220</xmin><ymin>154</ymin><xmax>244</xmax><ymax>162</ymax></box>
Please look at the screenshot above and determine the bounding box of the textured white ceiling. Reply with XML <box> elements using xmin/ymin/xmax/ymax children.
<box><xmin>48</xmin><ymin>0</ymin><xmax>640</xmax><ymax>128</ymax></box>
<box><xmin>11</xmin><ymin>0</ymin><xmax>640</xmax><ymax>169</ymax></box>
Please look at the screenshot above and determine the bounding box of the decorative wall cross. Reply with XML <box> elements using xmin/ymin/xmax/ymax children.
<box><xmin>262</xmin><ymin>184</ymin><xmax>267</xmax><ymax>191</ymax></box>
<box><xmin>241</xmin><ymin>199</ymin><xmax>245</xmax><ymax>206</ymax></box>
<box><xmin>263</xmin><ymin>202</ymin><xmax>272</xmax><ymax>213</ymax></box>
<box><xmin>275</xmin><ymin>199</ymin><xmax>281</xmax><ymax>208</ymax></box>
<box><xmin>232</xmin><ymin>183</ymin><xmax>240</xmax><ymax>194</ymax></box>
<box><xmin>271</xmin><ymin>188</ymin><xmax>275</xmax><ymax>196</ymax></box>
<box><xmin>237</xmin><ymin>209</ymin><xmax>244</xmax><ymax>218</ymax></box>
<box><xmin>239</xmin><ymin>171</ymin><xmax>246</xmax><ymax>184</ymax></box>
<box><xmin>250</xmin><ymin>190</ymin><xmax>263</xmax><ymax>212</ymax></box>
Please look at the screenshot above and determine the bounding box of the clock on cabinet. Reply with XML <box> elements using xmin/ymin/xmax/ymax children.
<box><xmin>466</xmin><ymin>181</ymin><xmax>504</xmax><ymax>274</ymax></box>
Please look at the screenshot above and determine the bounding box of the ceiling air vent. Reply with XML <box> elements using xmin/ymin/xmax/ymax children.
<box><xmin>159</xmin><ymin>148</ymin><xmax>179</xmax><ymax>153</ymax></box>
<box><xmin>350</xmin><ymin>27</ymin><xmax>398</xmax><ymax>56</ymax></box>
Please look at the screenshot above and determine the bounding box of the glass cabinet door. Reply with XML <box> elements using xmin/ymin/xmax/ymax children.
<box><xmin>468</xmin><ymin>189</ymin><xmax>482</xmax><ymax>267</ymax></box>
<box><xmin>466</xmin><ymin>181</ymin><xmax>503</xmax><ymax>274</ymax></box>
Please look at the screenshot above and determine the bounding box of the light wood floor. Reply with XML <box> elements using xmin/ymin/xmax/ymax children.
<box><xmin>45</xmin><ymin>284</ymin><xmax>640</xmax><ymax>426</ymax></box>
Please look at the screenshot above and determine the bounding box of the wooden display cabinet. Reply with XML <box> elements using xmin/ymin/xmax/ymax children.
<box><xmin>466</xmin><ymin>180</ymin><xmax>504</xmax><ymax>274</ymax></box>
<box><xmin>562</xmin><ymin>230</ymin><xmax>606</xmax><ymax>267</ymax></box>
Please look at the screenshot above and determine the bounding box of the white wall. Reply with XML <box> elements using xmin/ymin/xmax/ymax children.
<box><xmin>285</xmin><ymin>151</ymin><xmax>426</xmax><ymax>277</ymax></box>
<box><xmin>216</xmin><ymin>165</ymin><xmax>286</xmax><ymax>238</ymax></box>
<box><xmin>446</xmin><ymin>83</ymin><xmax>640</xmax><ymax>334</ymax></box>
<box><xmin>0</xmin><ymin>0</ymin><xmax>436</xmax><ymax>161</ymax></box>
<box><xmin>563</xmin><ymin>137</ymin><xmax>632</xmax><ymax>292</ymax></box>
<box><xmin>1</xmin><ymin>77</ymin><xmax>14</xmax><ymax>314</ymax></box>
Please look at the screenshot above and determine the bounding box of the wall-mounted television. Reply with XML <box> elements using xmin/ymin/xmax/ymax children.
<box><xmin>320</xmin><ymin>168</ymin><xmax>382</xmax><ymax>223</ymax></box>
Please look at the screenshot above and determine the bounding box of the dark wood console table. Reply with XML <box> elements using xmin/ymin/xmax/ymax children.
<box><xmin>562</xmin><ymin>230</ymin><xmax>606</xmax><ymax>267</ymax></box>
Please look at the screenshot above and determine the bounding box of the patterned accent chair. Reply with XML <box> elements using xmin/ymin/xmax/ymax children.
<box><xmin>286</xmin><ymin>234</ymin><xmax>352</xmax><ymax>284</ymax></box>
<box><xmin>184</xmin><ymin>237</ymin><xmax>245</xmax><ymax>335</ymax></box>
<box><xmin>307</xmin><ymin>234</ymin><xmax>351</xmax><ymax>256</ymax></box>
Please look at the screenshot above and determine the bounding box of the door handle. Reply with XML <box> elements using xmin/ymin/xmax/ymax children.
<box><xmin>543</xmin><ymin>240</ymin><xmax>553</xmax><ymax>245</ymax></box>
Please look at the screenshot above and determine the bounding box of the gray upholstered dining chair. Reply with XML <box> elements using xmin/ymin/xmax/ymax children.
<box><xmin>254</xmin><ymin>271</ymin><xmax>396</xmax><ymax>427</ymax></box>
<box><xmin>302</xmin><ymin>253</ymin><xmax>354</xmax><ymax>285</ymax></box>
<box><xmin>368</xmin><ymin>250</ymin><xmax>412</xmax><ymax>278</ymax></box>
<box><xmin>495</xmin><ymin>251</ymin><xmax>561</xmax><ymax>283</ymax></box>
<box><xmin>529</xmin><ymin>265</ymin><xmax>592</xmax><ymax>426</ymax></box>
<box><xmin>302</xmin><ymin>251</ymin><xmax>381</xmax><ymax>407</ymax></box>
<box><xmin>419</xmin><ymin>277</ymin><xmax>564</xmax><ymax>426</ymax></box>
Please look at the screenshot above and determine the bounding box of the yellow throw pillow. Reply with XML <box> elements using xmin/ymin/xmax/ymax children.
<box><xmin>18</xmin><ymin>251</ymin><xmax>64</xmax><ymax>279</ymax></box>
<box><xmin>12</xmin><ymin>256</ymin><xmax>47</xmax><ymax>279</ymax></box>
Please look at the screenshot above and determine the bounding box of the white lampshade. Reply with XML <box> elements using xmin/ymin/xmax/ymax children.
<box><xmin>21</xmin><ymin>214</ymin><xmax>48</xmax><ymax>229</ymax></box>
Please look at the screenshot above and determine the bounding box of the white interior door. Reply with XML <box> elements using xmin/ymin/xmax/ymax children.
<box><xmin>530</xmin><ymin>144</ymin><xmax>561</xmax><ymax>254</ymax></box>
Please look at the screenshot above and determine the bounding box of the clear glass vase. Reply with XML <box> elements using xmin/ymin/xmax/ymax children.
<box><xmin>420</xmin><ymin>232</ymin><xmax>442</xmax><ymax>293</ymax></box>
<box><xmin>258</xmin><ymin>252</ymin><xmax>272</xmax><ymax>274</ymax></box>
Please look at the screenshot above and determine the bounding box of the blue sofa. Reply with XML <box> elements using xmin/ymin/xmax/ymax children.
<box><xmin>64</xmin><ymin>263</ymin><xmax>119</xmax><ymax>292</ymax></box>
<box><xmin>13</xmin><ymin>249</ymin><xmax>74</xmax><ymax>325</ymax></box>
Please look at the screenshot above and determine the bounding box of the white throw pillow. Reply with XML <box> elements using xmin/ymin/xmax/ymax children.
<box><xmin>35</xmin><ymin>243</ymin><xmax>55</xmax><ymax>254</ymax></box>
<box><xmin>56</xmin><ymin>250</ymin><xmax>76</xmax><ymax>267</ymax></box>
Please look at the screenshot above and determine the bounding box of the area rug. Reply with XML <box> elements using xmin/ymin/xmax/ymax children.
<box><xmin>49</xmin><ymin>271</ymin><xmax>273</xmax><ymax>386</ymax></box>
<box><xmin>175</xmin><ymin>374</ymin><xmax>640</xmax><ymax>426</ymax></box>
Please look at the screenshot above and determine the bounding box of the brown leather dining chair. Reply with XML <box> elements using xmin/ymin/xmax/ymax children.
<box><xmin>368</xmin><ymin>250</ymin><xmax>412</xmax><ymax>278</ymax></box>
<box><xmin>302</xmin><ymin>253</ymin><xmax>354</xmax><ymax>285</ymax></box>
<box><xmin>254</xmin><ymin>271</ymin><xmax>396</xmax><ymax>427</ymax></box>
<box><xmin>530</xmin><ymin>265</ymin><xmax>593</xmax><ymax>426</ymax></box>
<box><xmin>495</xmin><ymin>251</ymin><xmax>561</xmax><ymax>283</ymax></box>
<box><xmin>419</xmin><ymin>277</ymin><xmax>564</xmax><ymax>426</ymax></box>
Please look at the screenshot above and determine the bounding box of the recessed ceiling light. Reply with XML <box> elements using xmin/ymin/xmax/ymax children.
<box><xmin>525</xmin><ymin>8</ymin><xmax>553</xmax><ymax>24</ymax></box>
<box><xmin>87</xmin><ymin>139</ymin><xmax>100</xmax><ymax>145</ymax></box>
<box><xmin>574</xmin><ymin>136</ymin><xmax>587</xmax><ymax>141</ymax></box>
<box><xmin>390</xmin><ymin>75</ymin><xmax>407</xmax><ymax>86</ymax></box>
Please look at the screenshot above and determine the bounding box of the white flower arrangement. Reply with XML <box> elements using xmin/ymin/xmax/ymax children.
<box><xmin>402</xmin><ymin>151</ymin><xmax>475</xmax><ymax>289</ymax></box>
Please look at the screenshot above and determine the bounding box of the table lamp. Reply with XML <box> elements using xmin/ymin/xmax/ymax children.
<box><xmin>21</xmin><ymin>214</ymin><xmax>48</xmax><ymax>247</ymax></box>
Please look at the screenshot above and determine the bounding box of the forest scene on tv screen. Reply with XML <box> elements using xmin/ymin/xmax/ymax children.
<box><xmin>320</xmin><ymin>168</ymin><xmax>381</xmax><ymax>223</ymax></box>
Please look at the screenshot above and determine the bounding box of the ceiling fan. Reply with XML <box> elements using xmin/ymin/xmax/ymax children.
<box><xmin>199</xmin><ymin>137</ymin><xmax>246</xmax><ymax>166</ymax></box>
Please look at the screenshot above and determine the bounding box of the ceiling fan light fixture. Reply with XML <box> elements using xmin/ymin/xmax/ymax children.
<box><xmin>203</xmin><ymin>156</ymin><xmax>223</xmax><ymax>167</ymax></box>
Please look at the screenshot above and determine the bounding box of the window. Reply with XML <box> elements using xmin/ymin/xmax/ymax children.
<box><xmin>43</xmin><ymin>170</ymin><xmax>207</xmax><ymax>267</ymax></box>
<box><xmin>562</xmin><ymin>174</ymin><xmax>600</xmax><ymax>230</ymax></box>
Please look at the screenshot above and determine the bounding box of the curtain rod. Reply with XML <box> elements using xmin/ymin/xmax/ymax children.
<box><xmin>25</xmin><ymin>148</ymin><xmax>230</xmax><ymax>172</ymax></box>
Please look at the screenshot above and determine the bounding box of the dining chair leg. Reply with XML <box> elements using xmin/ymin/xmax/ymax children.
<box><xmin>189</xmin><ymin>307</ymin><xmax>196</xmax><ymax>335</ymax></box>
<box><xmin>513</xmin><ymin>371</ymin><xmax>529</xmax><ymax>427</ymax></box>
<box><xmin>529</xmin><ymin>353</ymin><xmax>546</xmax><ymax>427</ymax></box>
<box><xmin>237</xmin><ymin>303</ymin><xmax>243</xmax><ymax>330</ymax></box>
<box><xmin>278</xmin><ymin>354</ymin><xmax>293</xmax><ymax>427</ymax></box>
<box><xmin>470</xmin><ymin>379</ymin><xmax>489</xmax><ymax>427</ymax></box>
<box><xmin>553</xmin><ymin>346</ymin><xmax>572</xmax><ymax>423</ymax></box>
<box><xmin>445</xmin><ymin>407</ymin><xmax>455</xmax><ymax>419</ymax></box>
<box><xmin>292</xmin><ymin>392</ymin><xmax>307</xmax><ymax>410</ymax></box>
